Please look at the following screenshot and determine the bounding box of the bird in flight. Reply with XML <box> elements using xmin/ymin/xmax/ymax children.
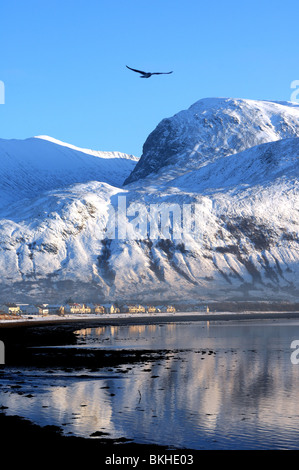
<box><xmin>126</xmin><ymin>65</ymin><xmax>173</xmax><ymax>78</ymax></box>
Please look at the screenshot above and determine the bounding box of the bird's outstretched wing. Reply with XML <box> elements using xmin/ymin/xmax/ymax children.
<box><xmin>126</xmin><ymin>65</ymin><xmax>146</xmax><ymax>75</ymax></box>
<box><xmin>151</xmin><ymin>71</ymin><xmax>173</xmax><ymax>75</ymax></box>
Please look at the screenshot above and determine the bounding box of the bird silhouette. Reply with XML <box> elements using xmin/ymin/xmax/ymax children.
<box><xmin>126</xmin><ymin>65</ymin><xmax>173</xmax><ymax>78</ymax></box>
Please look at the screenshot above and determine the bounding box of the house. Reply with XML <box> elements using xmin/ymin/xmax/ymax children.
<box><xmin>0</xmin><ymin>303</ymin><xmax>21</xmax><ymax>315</ymax></box>
<box><xmin>146</xmin><ymin>306</ymin><xmax>157</xmax><ymax>313</ymax></box>
<box><xmin>18</xmin><ymin>304</ymin><xmax>39</xmax><ymax>315</ymax></box>
<box><xmin>198</xmin><ymin>305</ymin><xmax>210</xmax><ymax>313</ymax></box>
<box><xmin>64</xmin><ymin>303</ymin><xmax>92</xmax><ymax>314</ymax></box>
<box><xmin>65</xmin><ymin>303</ymin><xmax>79</xmax><ymax>314</ymax></box>
<box><xmin>47</xmin><ymin>305</ymin><xmax>65</xmax><ymax>315</ymax></box>
<box><xmin>93</xmin><ymin>304</ymin><xmax>106</xmax><ymax>314</ymax></box>
<box><xmin>122</xmin><ymin>304</ymin><xmax>146</xmax><ymax>314</ymax></box>
<box><xmin>167</xmin><ymin>305</ymin><xmax>176</xmax><ymax>313</ymax></box>
<box><xmin>104</xmin><ymin>304</ymin><xmax>120</xmax><ymax>314</ymax></box>
<box><xmin>81</xmin><ymin>304</ymin><xmax>92</xmax><ymax>314</ymax></box>
<box><xmin>161</xmin><ymin>305</ymin><xmax>176</xmax><ymax>313</ymax></box>
<box><xmin>37</xmin><ymin>304</ymin><xmax>49</xmax><ymax>315</ymax></box>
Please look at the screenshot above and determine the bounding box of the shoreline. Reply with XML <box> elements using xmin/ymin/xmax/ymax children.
<box><xmin>0</xmin><ymin>412</ymin><xmax>291</xmax><ymax>462</ymax></box>
<box><xmin>0</xmin><ymin>412</ymin><xmax>202</xmax><ymax>463</ymax></box>
<box><xmin>1</xmin><ymin>310</ymin><xmax>299</xmax><ymax>329</ymax></box>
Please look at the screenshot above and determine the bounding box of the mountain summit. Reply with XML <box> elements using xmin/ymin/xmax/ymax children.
<box><xmin>124</xmin><ymin>97</ymin><xmax>299</xmax><ymax>185</ymax></box>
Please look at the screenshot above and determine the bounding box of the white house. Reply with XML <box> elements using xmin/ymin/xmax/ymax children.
<box><xmin>64</xmin><ymin>303</ymin><xmax>92</xmax><ymax>314</ymax></box>
<box><xmin>37</xmin><ymin>304</ymin><xmax>49</xmax><ymax>315</ymax></box>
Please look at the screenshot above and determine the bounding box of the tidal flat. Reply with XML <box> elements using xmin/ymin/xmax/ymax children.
<box><xmin>1</xmin><ymin>315</ymin><xmax>299</xmax><ymax>458</ymax></box>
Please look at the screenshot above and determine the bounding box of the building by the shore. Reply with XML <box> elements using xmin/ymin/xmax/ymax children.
<box><xmin>17</xmin><ymin>304</ymin><xmax>39</xmax><ymax>315</ymax></box>
<box><xmin>146</xmin><ymin>306</ymin><xmax>159</xmax><ymax>313</ymax></box>
<box><xmin>198</xmin><ymin>305</ymin><xmax>210</xmax><ymax>313</ymax></box>
<box><xmin>0</xmin><ymin>303</ymin><xmax>21</xmax><ymax>315</ymax></box>
<box><xmin>103</xmin><ymin>304</ymin><xmax>120</xmax><ymax>314</ymax></box>
<box><xmin>93</xmin><ymin>304</ymin><xmax>106</xmax><ymax>314</ymax></box>
<box><xmin>0</xmin><ymin>300</ymin><xmax>178</xmax><ymax>317</ymax></box>
<box><xmin>64</xmin><ymin>303</ymin><xmax>92</xmax><ymax>314</ymax></box>
<box><xmin>160</xmin><ymin>305</ymin><xmax>176</xmax><ymax>313</ymax></box>
<box><xmin>121</xmin><ymin>304</ymin><xmax>146</xmax><ymax>314</ymax></box>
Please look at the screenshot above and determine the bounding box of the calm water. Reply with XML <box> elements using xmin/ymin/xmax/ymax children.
<box><xmin>1</xmin><ymin>318</ymin><xmax>299</xmax><ymax>449</ymax></box>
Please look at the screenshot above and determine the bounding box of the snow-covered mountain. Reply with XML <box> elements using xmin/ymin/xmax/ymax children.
<box><xmin>0</xmin><ymin>135</ymin><xmax>138</xmax><ymax>210</ymax></box>
<box><xmin>0</xmin><ymin>98</ymin><xmax>298</xmax><ymax>304</ymax></box>
<box><xmin>124</xmin><ymin>98</ymin><xmax>299</xmax><ymax>185</ymax></box>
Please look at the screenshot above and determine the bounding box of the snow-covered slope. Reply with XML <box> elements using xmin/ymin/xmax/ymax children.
<box><xmin>0</xmin><ymin>99</ymin><xmax>298</xmax><ymax>304</ymax></box>
<box><xmin>0</xmin><ymin>135</ymin><xmax>138</xmax><ymax>210</ymax></box>
<box><xmin>167</xmin><ymin>136</ymin><xmax>299</xmax><ymax>194</ymax></box>
<box><xmin>124</xmin><ymin>98</ymin><xmax>299</xmax><ymax>185</ymax></box>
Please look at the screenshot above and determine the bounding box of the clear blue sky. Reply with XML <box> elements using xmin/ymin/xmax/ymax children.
<box><xmin>1</xmin><ymin>0</ymin><xmax>299</xmax><ymax>157</ymax></box>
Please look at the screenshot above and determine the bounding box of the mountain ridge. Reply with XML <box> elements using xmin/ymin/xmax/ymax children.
<box><xmin>0</xmin><ymin>136</ymin><xmax>137</xmax><ymax>211</ymax></box>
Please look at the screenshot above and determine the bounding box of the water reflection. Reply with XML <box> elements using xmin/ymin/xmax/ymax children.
<box><xmin>2</xmin><ymin>320</ymin><xmax>299</xmax><ymax>449</ymax></box>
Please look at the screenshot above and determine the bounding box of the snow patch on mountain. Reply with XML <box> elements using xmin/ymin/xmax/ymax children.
<box><xmin>166</xmin><ymin>137</ymin><xmax>299</xmax><ymax>194</ymax></box>
<box><xmin>35</xmin><ymin>135</ymin><xmax>139</xmax><ymax>161</ymax></box>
